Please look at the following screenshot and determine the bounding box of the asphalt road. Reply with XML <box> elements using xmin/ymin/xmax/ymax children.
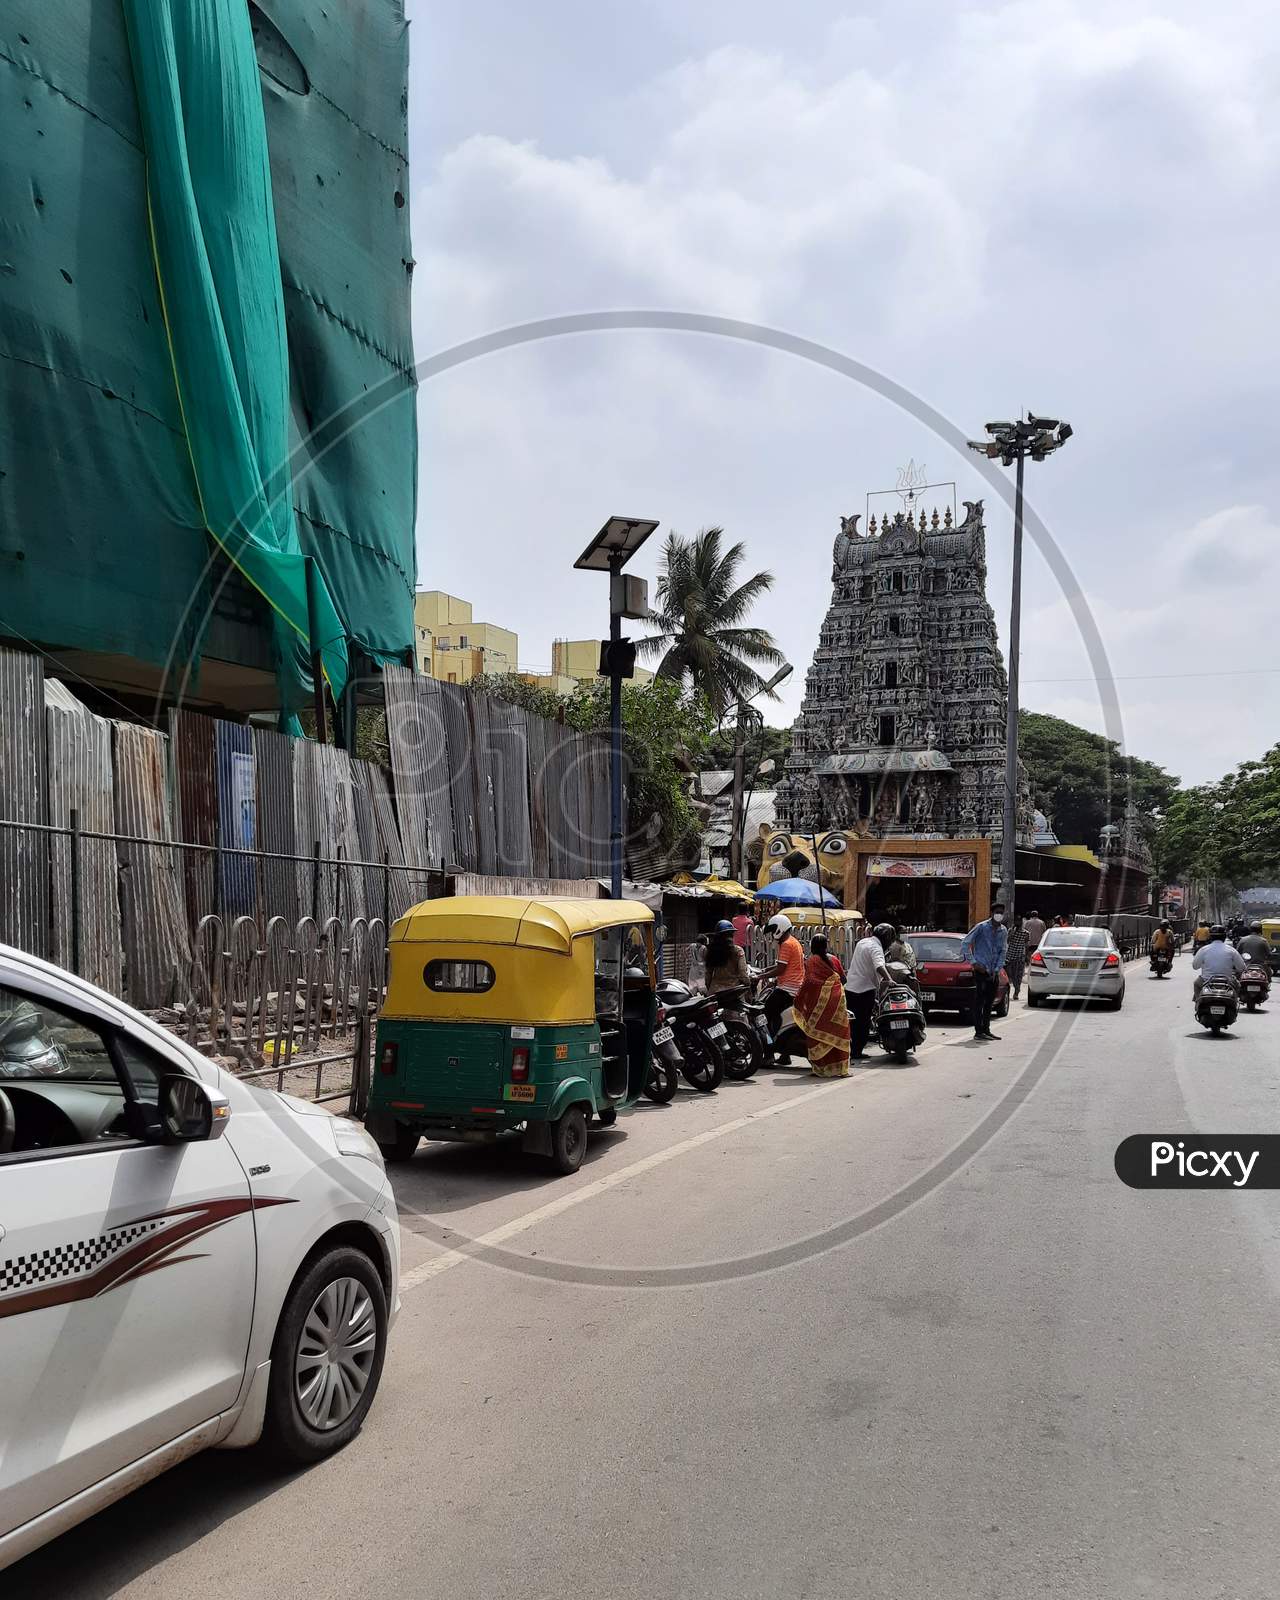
<box><xmin>16</xmin><ymin>957</ymin><xmax>1280</xmax><ymax>1599</ymax></box>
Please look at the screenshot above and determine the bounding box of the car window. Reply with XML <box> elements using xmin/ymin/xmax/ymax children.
<box><xmin>1041</xmin><ymin>928</ymin><xmax>1110</xmax><ymax>949</ymax></box>
<box><xmin>0</xmin><ymin>985</ymin><xmax>116</xmax><ymax>1083</ymax></box>
<box><xmin>912</xmin><ymin>937</ymin><xmax>963</xmax><ymax>962</ymax></box>
<box><xmin>0</xmin><ymin>985</ymin><xmax>135</xmax><ymax>1159</ymax></box>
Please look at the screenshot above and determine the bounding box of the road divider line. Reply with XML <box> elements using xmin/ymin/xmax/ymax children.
<box><xmin>398</xmin><ymin>1006</ymin><xmax>1034</xmax><ymax>1294</ymax></box>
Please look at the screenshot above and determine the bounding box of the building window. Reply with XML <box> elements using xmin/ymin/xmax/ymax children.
<box><xmin>458</xmin><ymin>634</ymin><xmax>468</xmax><ymax>647</ymax></box>
<box><xmin>888</xmin><ymin>613</ymin><xmax>901</xmax><ymax>636</ymax></box>
<box><xmin>879</xmin><ymin>714</ymin><xmax>896</xmax><ymax>746</ymax></box>
<box><xmin>884</xmin><ymin>660</ymin><xmax>898</xmax><ymax>689</ymax></box>
<box><xmin>891</xmin><ymin>571</ymin><xmax>904</xmax><ymax>594</ymax></box>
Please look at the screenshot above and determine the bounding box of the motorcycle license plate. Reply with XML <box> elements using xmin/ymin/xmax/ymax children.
<box><xmin>653</xmin><ymin>1026</ymin><xmax>674</xmax><ymax>1044</ymax></box>
<box><xmin>706</xmin><ymin>1022</ymin><xmax>728</xmax><ymax>1039</ymax></box>
<box><xmin>920</xmin><ymin>990</ymin><xmax>936</xmax><ymax>1001</ymax></box>
<box><xmin>1210</xmin><ymin>1006</ymin><xmax>1226</xmax><ymax>1016</ymax></box>
<box><xmin>889</xmin><ymin>1018</ymin><xmax>910</xmax><ymax>1030</ymax></box>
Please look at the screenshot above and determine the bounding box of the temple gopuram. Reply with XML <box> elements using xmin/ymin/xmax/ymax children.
<box><xmin>772</xmin><ymin>497</ymin><xmax>1036</xmax><ymax>927</ymax></box>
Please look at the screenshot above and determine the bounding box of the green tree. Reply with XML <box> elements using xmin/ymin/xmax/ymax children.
<box><xmin>1019</xmin><ymin>711</ymin><xmax>1179</xmax><ymax>844</ymax></box>
<box><xmin>639</xmin><ymin>527</ymin><xmax>785</xmax><ymax>717</ymax></box>
<box><xmin>474</xmin><ymin>674</ymin><xmax>714</xmax><ymax>865</ymax></box>
<box><xmin>699</xmin><ymin>721</ymin><xmax>792</xmax><ymax>777</ymax></box>
<box><xmin>1156</xmin><ymin>745</ymin><xmax>1280</xmax><ymax>887</ymax></box>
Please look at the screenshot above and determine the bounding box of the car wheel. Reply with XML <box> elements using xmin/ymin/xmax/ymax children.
<box><xmin>1109</xmin><ymin>993</ymin><xmax>1123</xmax><ymax>1010</ymax></box>
<box><xmin>549</xmin><ymin>1105</ymin><xmax>589</xmax><ymax>1173</ymax></box>
<box><xmin>261</xmin><ymin>1246</ymin><xmax>388</xmax><ymax>1467</ymax></box>
<box><xmin>1026</xmin><ymin>991</ymin><xmax>1041</xmax><ymax>1009</ymax></box>
<box><xmin>375</xmin><ymin>1121</ymin><xmax>420</xmax><ymax>1164</ymax></box>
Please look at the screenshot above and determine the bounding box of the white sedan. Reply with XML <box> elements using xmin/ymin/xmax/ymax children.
<box><xmin>1026</xmin><ymin>927</ymin><xmax>1126</xmax><ymax>1009</ymax></box>
<box><xmin>0</xmin><ymin>944</ymin><xmax>399</xmax><ymax>1570</ymax></box>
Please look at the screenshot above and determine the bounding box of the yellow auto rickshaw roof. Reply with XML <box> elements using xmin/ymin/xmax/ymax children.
<box><xmin>390</xmin><ymin>895</ymin><xmax>655</xmax><ymax>955</ymax></box>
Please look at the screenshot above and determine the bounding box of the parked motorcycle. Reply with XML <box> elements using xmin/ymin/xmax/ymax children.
<box><xmin>655</xmin><ymin>979</ymin><xmax>725</xmax><ymax>1092</ymax></box>
<box><xmin>1196</xmin><ymin>976</ymin><xmax>1239</xmax><ymax>1035</ymax></box>
<box><xmin>1239</xmin><ymin>964</ymin><xmax>1271</xmax><ymax>1012</ymax></box>
<box><xmin>712</xmin><ymin>984</ymin><xmax>767</xmax><ymax>1079</ymax></box>
<box><xmin>645</xmin><ymin>1003</ymin><xmax>682</xmax><ymax>1103</ymax></box>
<box><xmin>1150</xmin><ymin>949</ymin><xmax>1173</xmax><ymax>979</ymax></box>
<box><xmin>876</xmin><ymin>961</ymin><xmax>927</xmax><ymax>1063</ymax></box>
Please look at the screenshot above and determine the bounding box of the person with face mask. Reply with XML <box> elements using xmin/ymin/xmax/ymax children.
<box><xmin>959</xmin><ymin>902</ymin><xmax>1009</xmax><ymax>1041</ymax></box>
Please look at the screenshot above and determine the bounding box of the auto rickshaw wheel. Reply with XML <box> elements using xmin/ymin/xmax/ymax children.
<box><xmin>549</xmin><ymin>1105</ymin><xmax>588</xmax><ymax>1174</ymax></box>
<box><xmin>376</xmin><ymin>1122</ymin><xmax>421</xmax><ymax>1164</ymax></box>
<box><xmin>595</xmin><ymin>1105</ymin><xmax>618</xmax><ymax>1127</ymax></box>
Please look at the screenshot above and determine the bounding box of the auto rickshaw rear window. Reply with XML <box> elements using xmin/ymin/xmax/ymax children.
<box><xmin>424</xmin><ymin>960</ymin><xmax>496</xmax><ymax>993</ymax></box>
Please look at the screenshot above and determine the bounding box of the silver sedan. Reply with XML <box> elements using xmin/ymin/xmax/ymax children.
<box><xmin>1026</xmin><ymin>927</ymin><xmax>1126</xmax><ymax>1010</ymax></box>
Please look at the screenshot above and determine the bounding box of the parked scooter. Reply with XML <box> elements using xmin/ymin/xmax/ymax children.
<box><xmin>645</xmin><ymin>1002</ymin><xmax>682</xmax><ymax>1103</ymax></box>
<box><xmin>876</xmin><ymin>961</ymin><xmax>927</xmax><ymax>1063</ymax></box>
<box><xmin>1239</xmin><ymin>964</ymin><xmax>1271</xmax><ymax>1012</ymax></box>
<box><xmin>1196</xmin><ymin>975</ymin><xmax>1239</xmax><ymax>1035</ymax></box>
<box><xmin>655</xmin><ymin>978</ymin><xmax>725</xmax><ymax>1092</ymax></box>
<box><xmin>712</xmin><ymin>983</ymin><xmax>768</xmax><ymax>1079</ymax></box>
<box><xmin>1150</xmin><ymin>949</ymin><xmax>1173</xmax><ymax>979</ymax></box>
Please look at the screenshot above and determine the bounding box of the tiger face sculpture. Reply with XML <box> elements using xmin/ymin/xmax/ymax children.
<box><xmin>756</xmin><ymin>829</ymin><xmax>861</xmax><ymax>897</ymax></box>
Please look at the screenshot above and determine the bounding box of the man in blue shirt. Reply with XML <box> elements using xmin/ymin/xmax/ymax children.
<box><xmin>960</xmin><ymin>902</ymin><xmax>1009</xmax><ymax>1041</ymax></box>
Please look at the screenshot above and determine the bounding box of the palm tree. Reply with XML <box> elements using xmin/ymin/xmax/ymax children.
<box><xmin>639</xmin><ymin>527</ymin><xmax>785</xmax><ymax>717</ymax></box>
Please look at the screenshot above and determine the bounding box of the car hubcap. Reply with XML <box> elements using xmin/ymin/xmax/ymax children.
<box><xmin>295</xmin><ymin>1277</ymin><xmax>377</xmax><ymax>1430</ymax></box>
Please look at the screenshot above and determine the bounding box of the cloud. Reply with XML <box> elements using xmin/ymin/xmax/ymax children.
<box><xmin>409</xmin><ymin>0</ymin><xmax>1280</xmax><ymax>791</ymax></box>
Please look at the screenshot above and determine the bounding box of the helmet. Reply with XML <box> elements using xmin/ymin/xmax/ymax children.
<box><xmin>1210</xmin><ymin>924</ymin><xmax>1226</xmax><ymax>941</ymax></box>
<box><xmin>714</xmin><ymin>919</ymin><xmax>735</xmax><ymax>934</ymax></box>
<box><xmin>872</xmin><ymin>922</ymin><xmax>896</xmax><ymax>947</ymax></box>
<box><xmin>766</xmin><ymin>913</ymin><xmax>792</xmax><ymax>937</ymax></box>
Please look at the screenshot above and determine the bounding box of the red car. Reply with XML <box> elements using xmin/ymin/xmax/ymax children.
<box><xmin>909</xmin><ymin>931</ymin><xmax>1010</xmax><ymax>1023</ymax></box>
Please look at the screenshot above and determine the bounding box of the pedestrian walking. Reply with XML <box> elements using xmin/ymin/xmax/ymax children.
<box><xmin>1004</xmin><ymin>914</ymin><xmax>1028</xmax><ymax>999</ymax></box>
<box><xmin>793</xmin><ymin>934</ymin><xmax>851</xmax><ymax>1077</ymax></box>
<box><xmin>1023</xmin><ymin>908</ymin><xmax>1046</xmax><ymax>954</ymax></box>
<box><xmin>846</xmin><ymin>921</ymin><xmax>893</xmax><ymax>1060</ymax></box>
<box><xmin>959</xmin><ymin>903</ymin><xmax>1008</xmax><ymax>1041</ymax></box>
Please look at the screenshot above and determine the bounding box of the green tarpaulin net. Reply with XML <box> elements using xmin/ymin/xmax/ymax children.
<box><xmin>0</xmin><ymin>0</ymin><xmax>417</xmax><ymax>708</ymax></box>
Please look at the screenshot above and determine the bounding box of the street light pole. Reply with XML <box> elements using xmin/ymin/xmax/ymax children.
<box><xmin>1002</xmin><ymin>448</ymin><xmax>1025</xmax><ymax>914</ymax></box>
<box><xmin>608</xmin><ymin>551</ymin><xmax>625</xmax><ymax>900</ymax></box>
<box><xmin>573</xmin><ymin>516</ymin><xmax>660</xmax><ymax>899</ymax></box>
<box><xmin>967</xmin><ymin>414</ymin><xmax>1072</xmax><ymax>921</ymax></box>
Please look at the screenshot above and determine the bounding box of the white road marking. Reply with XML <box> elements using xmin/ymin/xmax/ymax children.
<box><xmin>398</xmin><ymin>1006</ymin><xmax>1034</xmax><ymax>1294</ymax></box>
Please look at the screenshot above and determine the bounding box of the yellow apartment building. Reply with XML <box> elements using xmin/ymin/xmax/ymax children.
<box><xmin>413</xmin><ymin>591</ymin><xmax>518</xmax><ymax>684</ymax></box>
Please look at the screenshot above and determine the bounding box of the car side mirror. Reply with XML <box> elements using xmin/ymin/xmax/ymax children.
<box><xmin>156</xmin><ymin>1074</ymin><xmax>231</xmax><ymax>1143</ymax></box>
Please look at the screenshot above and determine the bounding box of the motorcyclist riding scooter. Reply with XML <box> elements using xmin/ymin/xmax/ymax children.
<box><xmin>1192</xmin><ymin>925</ymin><xmax>1246</xmax><ymax>1033</ymax></box>
<box><xmin>1150</xmin><ymin>920</ymin><xmax>1175</xmax><ymax>978</ymax></box>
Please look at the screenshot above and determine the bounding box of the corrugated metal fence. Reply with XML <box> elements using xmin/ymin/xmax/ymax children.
<box><xmin>0</xmin><ymin>646</ymin><xmax>612</xmax><ymax>1021</ymax></box>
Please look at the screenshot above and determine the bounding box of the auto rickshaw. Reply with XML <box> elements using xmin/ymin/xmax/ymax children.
<box><xmin>1262</xmin><ymin>918</ymin><xmax>1280</xmax><ymax>976</ymax></box>
<box><xmin>366</xmin><ymin>897</ymin><xmax>657</xmax><ymax>1174</ymax></box>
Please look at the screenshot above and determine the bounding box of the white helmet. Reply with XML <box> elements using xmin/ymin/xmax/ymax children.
<box><xmin>766</xmin><ymin>913</ymin><xmax>793</xmax><ymax>937</ymax></box>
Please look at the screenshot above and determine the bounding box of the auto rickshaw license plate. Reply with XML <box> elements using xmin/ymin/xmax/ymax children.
<box><xmin>504</xmin><ymin>1084</ymin><xmax>536</xmax><ymax>1102</ymax></box>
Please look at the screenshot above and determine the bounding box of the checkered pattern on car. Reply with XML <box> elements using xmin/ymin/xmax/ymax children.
<box><xmin>0</xmin><ymin>1216</ymin><xmax>168</xmax><ymax>1296</ymax></box>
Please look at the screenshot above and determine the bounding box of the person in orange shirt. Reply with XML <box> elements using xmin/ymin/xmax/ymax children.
<box><xmin>763</xmin><ymin>913</ymin><xmax>806</xmax><ymax>1063</ymax></box>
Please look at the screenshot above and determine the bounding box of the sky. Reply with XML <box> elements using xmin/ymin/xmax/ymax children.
<box><xmin>404</xmin><ymin>0</ymin><xmax>1280</xmax><ymax>788</ymax></box>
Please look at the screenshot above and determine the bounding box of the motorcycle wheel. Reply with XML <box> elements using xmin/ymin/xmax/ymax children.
<box><xmin>643</xmin><ymin>1059</ymin><xmax>679</xmax><ymax>1104</ymax></box>
<box><xmin>679</xmin><ymin>1030</ymin><xmax>724</xmax><ymax>1093</ymax></box>
<box><xmin>1247</xmin><ymin>1000</ymin><xmax>1257</xmax><ymax>1012</ymax></box>
<box><xmin>892</xmin><ymin>1044</ymin><xmax>912</xmax><ymax>1064</ymax></box>
<box><xmin>722</xmin><ymin>1016</ymin><xmax>763</xmax><ymax>1080</ymax></box>
<box><xmin>1209</xmin><ymin>1022</ymin><xmax>1222</xmax><ymax>1036</ymax></box>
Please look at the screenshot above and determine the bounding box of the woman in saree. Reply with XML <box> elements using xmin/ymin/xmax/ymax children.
<box><xmin>793</xmin><ymin>934</ymin><xmax>852</xmax><ymax>1077</ymax></box>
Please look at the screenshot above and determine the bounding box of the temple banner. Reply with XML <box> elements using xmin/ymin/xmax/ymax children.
<box><xmin>866</xmin><ymin>853</ymin><xmax>976</xmax><ymax>880</ymax></box>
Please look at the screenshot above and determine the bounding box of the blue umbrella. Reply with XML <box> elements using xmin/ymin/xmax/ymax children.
<box><xmin>754</xmin><ymin>878</ymin><xmax>840</xmax><ymax>908</ymax></box>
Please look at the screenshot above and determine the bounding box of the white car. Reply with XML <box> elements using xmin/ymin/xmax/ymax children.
<box><xmin>1026</xmin><ymin>926</ymin><xmax>1126</xmax><ymax>1009</ymax></box>
<box><xmin>0</xmin><ymin>944</ymin><xmax>399</xmax><ymax>1570</ymax></box>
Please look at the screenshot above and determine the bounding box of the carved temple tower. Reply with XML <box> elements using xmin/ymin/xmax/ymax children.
<box><xmin>775</xmin><ymin>499</ymin><xmax>1034</xmax><ymax>845</ymax></box>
